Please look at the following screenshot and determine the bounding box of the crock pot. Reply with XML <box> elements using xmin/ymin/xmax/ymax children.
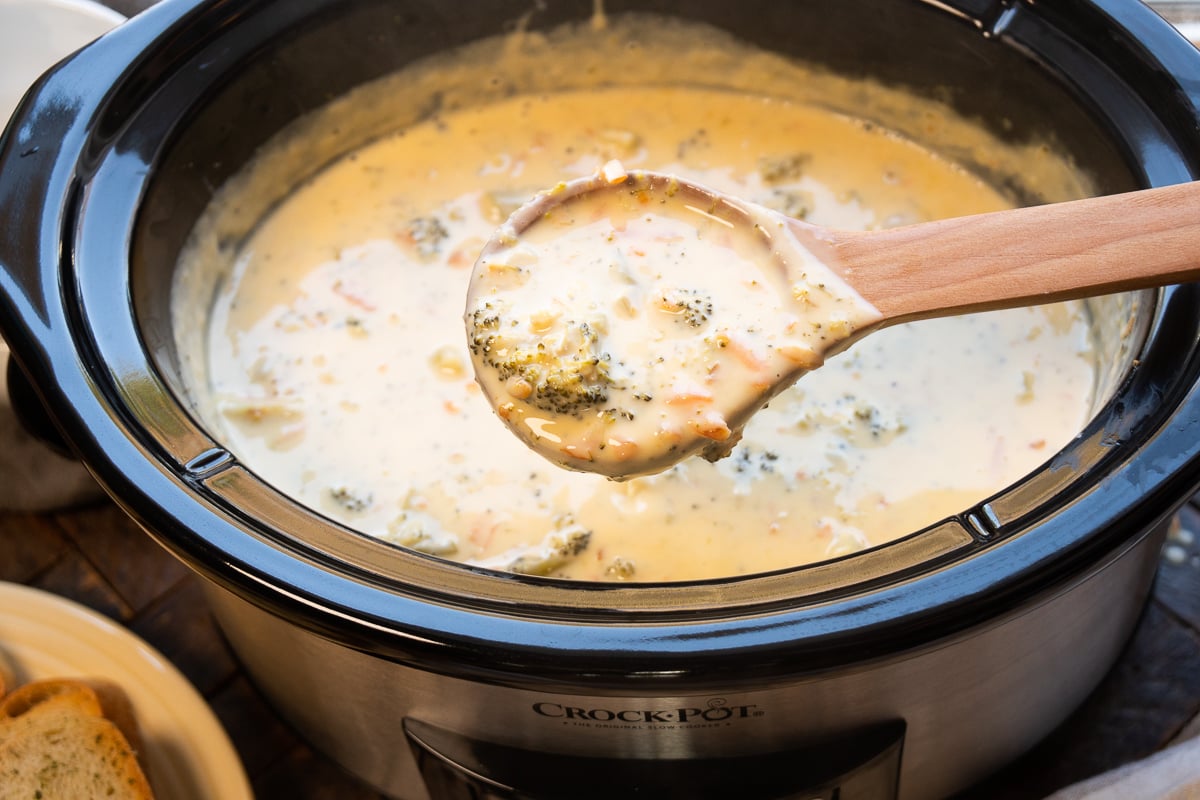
<box><xmin>3</xmin><ymin>1</ymin><xmax>1200</xmax><ymax>798</ymax></box>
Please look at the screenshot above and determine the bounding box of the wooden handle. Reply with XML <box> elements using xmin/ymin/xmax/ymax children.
<box><xmin>813</xmin><ymin>180</ymin><xmax>1200</xmax><ymax>323</ymax></box>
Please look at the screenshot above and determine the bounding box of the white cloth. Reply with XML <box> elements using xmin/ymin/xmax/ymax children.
<box><xmin>1046</xmin><ymin>718</ymin><xmax>1200</xmax><ymax>800</ymax></box>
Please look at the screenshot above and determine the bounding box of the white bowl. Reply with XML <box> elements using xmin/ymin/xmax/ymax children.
<box><xmin>0</xmin><ymin>582</ymin><xmax>253</xmax><ymax>800</ymax></box>
<box><xmin>0</xmin><ymin>0</ymin><xmax>124</xmax><ymax>124</ymax></box>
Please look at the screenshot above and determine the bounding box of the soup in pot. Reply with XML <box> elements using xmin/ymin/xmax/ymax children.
<box><xmin>173</xmin><ymin>15</ymin><xmax>1099</xmax><ymax>582</ymax></box>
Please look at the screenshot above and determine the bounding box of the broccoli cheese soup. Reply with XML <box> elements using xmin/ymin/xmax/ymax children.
<box><xmin>466</xmin><ymin>165</ymin><xmax>883</xmax><ymax>478</ymax></box>
<box><xmin>174</xmin><ymin>16</ymin><xmax>1098</xmax><ymax>582</ymax></box>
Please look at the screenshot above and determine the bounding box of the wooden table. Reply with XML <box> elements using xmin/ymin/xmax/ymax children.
<box><xmin>0</xmin><ymin>2</ymin><xmax>1197</xmax><ymax>797</ymax></box>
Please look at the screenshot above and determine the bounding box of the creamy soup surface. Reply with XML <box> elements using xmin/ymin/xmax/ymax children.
<box><xmin>179</xmin><ymin>19</ymin><xmax>1097</xmax><ymax>582</ymax></box>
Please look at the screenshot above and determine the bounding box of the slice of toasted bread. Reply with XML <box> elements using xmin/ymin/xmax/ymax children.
<box><xmin>84</xmin><ymin>678</ymin><xmax>146</xmax><ymax>757</ymax></box>
<box><xmin>0</xmin><ymin>678</ymin><xmax>154</xmax><ymax>800</ymax></box>
<box><xmin>0</xmin><ymin>678</ymin><xmax>104</xmax><ymax>724</ymax></box>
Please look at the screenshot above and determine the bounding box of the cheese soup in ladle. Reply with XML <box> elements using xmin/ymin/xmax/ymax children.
<box><xmin>178</xmin><ymin>17</ymin><xmax>1102</xmax><ymax>581</ymax></box>
<box><xmin>466</xmin><ymin>162</ymin><xmax>882</xmax><ymax>479</ymax></box>
<box><xmin>467</xmin><ymin>162</ymin><xmax>1200</xmax><ymax>480</ymax></box>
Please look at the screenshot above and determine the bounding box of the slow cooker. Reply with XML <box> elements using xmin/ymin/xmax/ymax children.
<box><xmin>3</xmin><ymin>1</ymin><xmax>1200</xmax><ymax>798</ymax></box>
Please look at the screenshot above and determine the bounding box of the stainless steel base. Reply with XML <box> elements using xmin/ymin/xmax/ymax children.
<box><xmin>204</xmin><ymin>520</ymin><xmax>1166</xmax><ymax>800</ymax></box>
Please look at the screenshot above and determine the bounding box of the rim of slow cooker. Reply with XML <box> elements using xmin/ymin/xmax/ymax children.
<box><xmin>6</xmin><ymin>0</ymin><xmax>1200</xmax><ymax>688</ymax></box>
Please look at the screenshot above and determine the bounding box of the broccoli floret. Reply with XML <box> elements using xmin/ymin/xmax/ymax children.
<box><xmin>468</xmin><ymin>309</ymin><xmax>616</xmax><ymax>416</ymax></box>
<box><xmin>406</xmin><ymin>216</ymin><xmax>449</xmax><ymax>259</ymax></box>
<box><xmin>476</xmin><ymin>517</ymin><xmax>592</xmax><ymax>576</ymax></box>
<box><xmin>758</xmin><ymin>153</ymin><xmax>811</xmax><ymax>184</ymax></box>
<box><xmin>657</xmin><ymin>288</ymin><xmax>713</xmax><ymax>328</ymax></box>
<box><xmin>605</xmin><ymin>556</ymin><xmax>636</xmax><ymax>580</ymax></box>
<box><xmin>329</xmin><ymin>485</ymin><xmax>372</xmax><ymax>513</ymax></box>
<box><xmin>385</xmin><ymin>510</ymin><xmax>459</xmax><ymax>555</ymax></box>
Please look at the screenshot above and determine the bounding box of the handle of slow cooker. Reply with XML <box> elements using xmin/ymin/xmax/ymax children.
<box><xmin>5</xmin><ymin>355</ymin><xmax>74</xmax><ymax>459</ymax></box>
<box><xmin>404</xmin><ymin>718</ymin><xmax>905</xmax><ymax>800</ymax></box>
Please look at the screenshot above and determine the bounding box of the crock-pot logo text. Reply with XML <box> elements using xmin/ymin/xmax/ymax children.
<box><xmin>532</xmin><ymin>698</ymin><xmax>762</xmax><ymax>730</ymax></box>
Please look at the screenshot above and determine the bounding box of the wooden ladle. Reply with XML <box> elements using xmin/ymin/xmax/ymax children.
<box><xmin>466</xmin><ymin>168</ymin><xmax>1200</xmax><ymax>479</ymax></box>
<box><xmin>796</xmin><ymin>176</ymin><xmax>1200</xmax><ymax>323</ymax></box>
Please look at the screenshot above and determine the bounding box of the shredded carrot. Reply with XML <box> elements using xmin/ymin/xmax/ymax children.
<box><xmin>664</xmin><ymin>379</ymin><xmax>714</xmax><ymax>405</ymax></box>
<box><xmin>721</xmin><ymin>333</ymin><xmax>769</xmax><ymax>372</ymax></box>
<box><xmin>332</xmin><ymin>280</ymin><xmax>377</xmax><ymax>311</ymax></box>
